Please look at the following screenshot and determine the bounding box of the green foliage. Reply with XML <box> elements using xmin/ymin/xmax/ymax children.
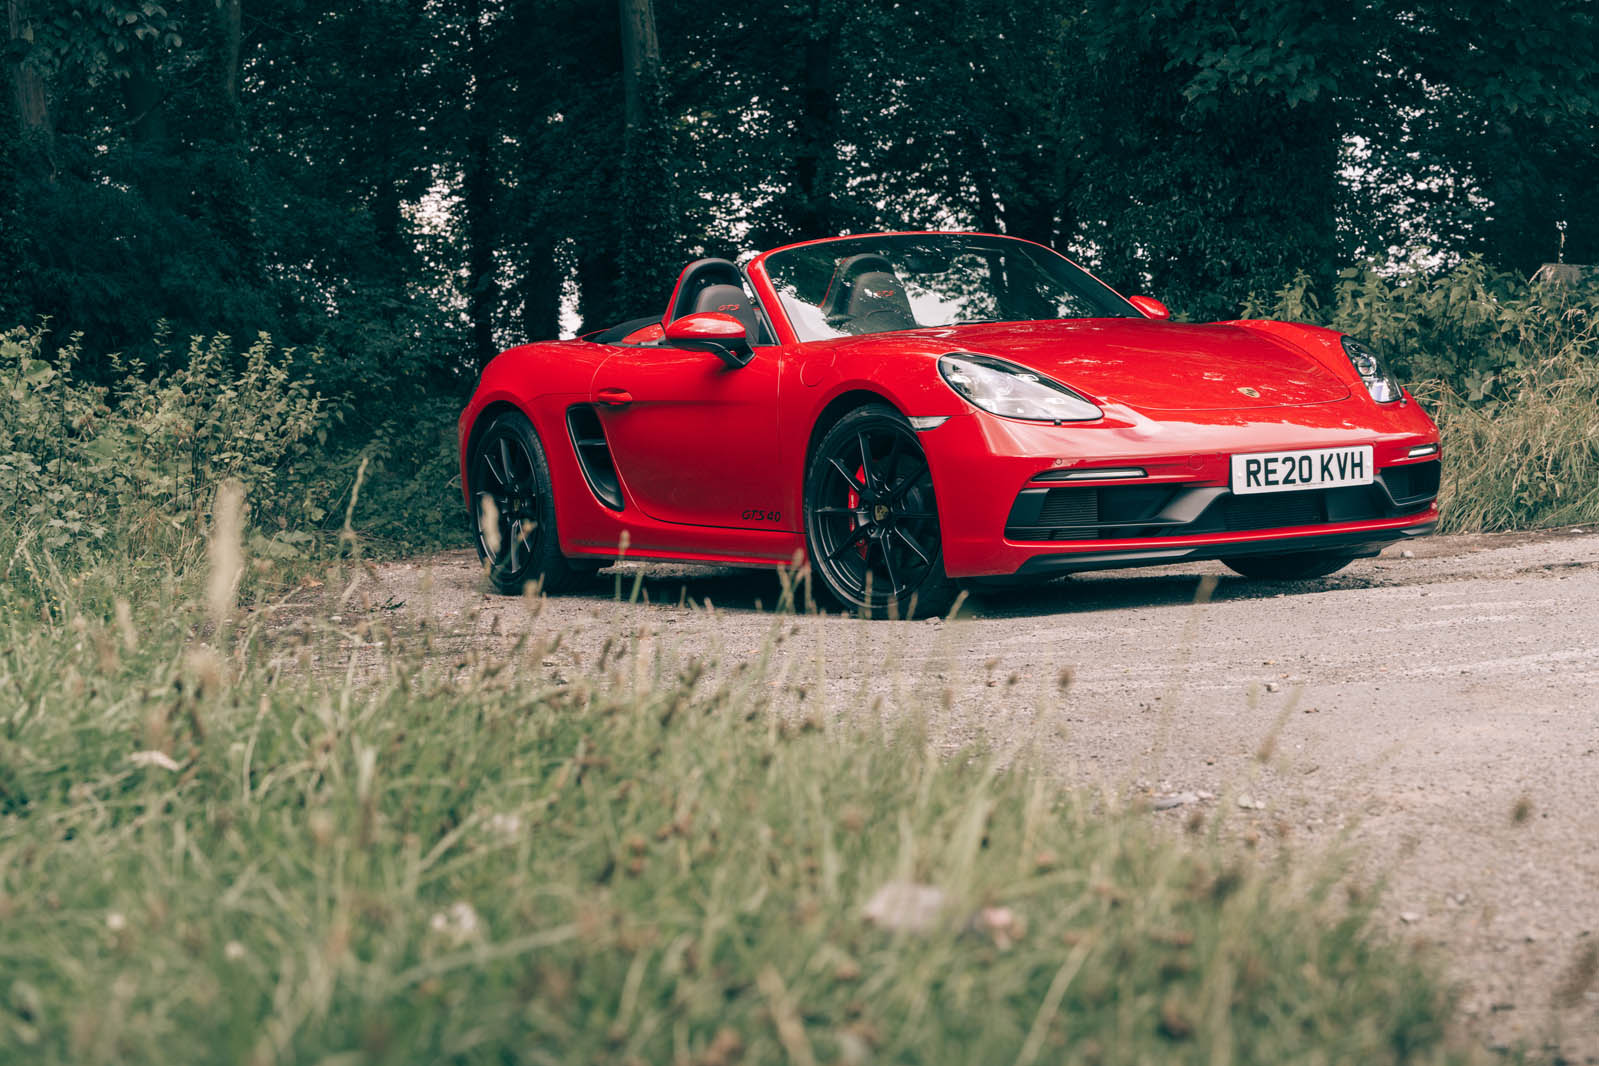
<box><xmin>9</xmin><ymin>0</ymin><xmax>1598</xmax><ymax>375</ymax></box>
<box><xmin>0</xmin><ymin>568</ymin><xmax>1466</xmax><ymax>1064</ymax></box>
<box><xmin>1243</xmin><ymin>260</ymin><xmax>1599</xmax><ymax>402</ymax></box>
<box><xmin>0</xmin><ymin>321</ymin><xmax>471</xmax><ymax>603</ymax></box>
<box><xmin>1244</xmin><ymin>264</ymin><xmax>1599</xmax><ymax>531</ymax></box>
<box><xmin>29</xmin><ymin>1</ymin><xmax>182</xmax><ymax>85</ymax></box>
<box><xmin>330</xmin><ymin>396</ymin><xmax>465</xmax><ymax>557</ymax></box>
<box><xmin>1422</xmin><ymin>357</ymin><xmax>1599</xmax><ymax>533</ymax></box>
<box><xmin>0</xmin><ymin>325</ymin><xmax>325</xmax><ymax>583</ymax></box>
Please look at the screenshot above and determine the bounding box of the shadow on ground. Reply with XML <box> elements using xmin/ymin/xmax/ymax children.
<box><xmin>575</xmin><ymin>561</ymin><xmax>1393</xmax><ymax>619</ymax></box>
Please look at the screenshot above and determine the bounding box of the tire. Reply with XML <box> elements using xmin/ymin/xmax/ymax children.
<box><xmin>1221</xmin><ymin>549</ymin><xmax>1358</xmax><ymax>581</ymax></box>
<box><xmin>468</xmin><ymin>410</ymin><xmax>592</xmax><ymax>595</ymax></box>
<box><xmin>804</xmin><ymin>404</ymin><xmax>956</xmax><ymax>618</ymax></box>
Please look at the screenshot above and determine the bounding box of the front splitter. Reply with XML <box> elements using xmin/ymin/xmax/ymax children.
<box><xmin>1011</xmin><ymin>521</ymin><xmax>1437</xmax><ymax>577</ymax></box>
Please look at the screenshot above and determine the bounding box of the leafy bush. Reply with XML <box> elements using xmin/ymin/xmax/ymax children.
<box><xmin>1</xmin><ymin>323</ymin><xmax>466</xmax><ymax>605</ymax></box>
<box><xmin>1243</xmin><ymin>258</ymin><xmax>1599</xmax><ymax>401</ymax></box>
<box><xmin>0</xmin><ymin>325</ymin><xmax>325</xmax><ymax>595</ymax></box>
<box><xmin>1245</xmin><ymin>262</ymin><xmax>1599</xmax><ymax>531</ymax></box>
<box><xmin>330</xmin><ymin>395</ymin><xmax>466</xmax><ymax>557</ymax></box>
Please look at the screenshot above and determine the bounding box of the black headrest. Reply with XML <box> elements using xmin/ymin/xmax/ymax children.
<box><xmin>664</xmin><ymin>257</ymin><xmax>767</xmax><ymax>343</ymax></box>
<box><xmin>820</xmin><ymin>254</ymin><xmax>898</xmax><ymax>319</ymax></box>
<box><xmin>844</xmin><ymin>270</ymin><xmax>917</xmax><ymax>331</ymax></box>
<box><xmin>691</xmin><ymin>283</ymin><xmax>762</xmax><ymax>339</ymax></box>
<box><xmin>666</xmin><ymin>258</ymin><xmax>744</xmax><ymax>324</ymax></box>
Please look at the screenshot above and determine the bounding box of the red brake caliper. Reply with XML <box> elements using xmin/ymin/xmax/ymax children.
<box><xmin>848</xmin><ymin>466</ymin><xmax>869</xmax><ymax>560</ymax></box>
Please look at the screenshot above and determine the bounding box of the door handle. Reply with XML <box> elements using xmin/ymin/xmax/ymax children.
<box><xmin>596</xmin><ymin>387</ymin><xmax>633</xmax><ymax>407</ymax></box>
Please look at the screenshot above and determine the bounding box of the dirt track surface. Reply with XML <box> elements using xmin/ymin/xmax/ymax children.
<box><xmin>343</xmin><ymin>529</ymin><xmax>1599</xmax><ymax>1061</ymax></box>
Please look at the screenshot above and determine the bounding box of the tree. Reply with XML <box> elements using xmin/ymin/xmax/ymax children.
<box><xmin>6</xmin><ymin>0</ymin><xmax>52</xmax><ymax>171</ymax></box>
<box><xmin>462</xmin><ymin>0</ymin><xmax>501</xmax><ymax>365</ymax></box>
<box><xmin>616</xmin><ymin>0</ymin><xmax>678</xmax><ymax>317</ymax></box>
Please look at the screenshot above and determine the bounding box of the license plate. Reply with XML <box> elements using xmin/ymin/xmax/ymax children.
<box><xmin>1230</xmin><ymin>445</ymin><xmax>1374</xmax><ymax>495</ymax></box>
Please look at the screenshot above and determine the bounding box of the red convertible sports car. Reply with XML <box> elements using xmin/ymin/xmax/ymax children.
<box><xmin>459</xmin><ymin>232</ymin><xmax>1440</xmax><ymax>616</ymax></box>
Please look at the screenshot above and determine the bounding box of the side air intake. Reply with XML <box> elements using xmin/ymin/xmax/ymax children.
<box><xmin>565</xmin><ymin>406</ymin><xmax>624</xmax><ymax>511</ymax></box>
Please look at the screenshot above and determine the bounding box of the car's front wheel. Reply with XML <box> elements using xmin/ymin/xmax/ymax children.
<box><xmin>804</xmin><ymin>405</ymin><xmax>956</xmax><ymax>618</ymax></box>
<box><xmin>469</xmin><ymin>410</ymin><xmax>592</xmax><ymax>595</ymax></box>
<box><xmin>1222</xmin><ymin>549</ymin><xmax>1358</xmax><ymax>581</ymax></box>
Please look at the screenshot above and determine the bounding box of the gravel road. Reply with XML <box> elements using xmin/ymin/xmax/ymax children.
<box><xmin>346</xmin><ymin>529</ymin><xmax>1599</xmax><ymax>1061</ymax></box>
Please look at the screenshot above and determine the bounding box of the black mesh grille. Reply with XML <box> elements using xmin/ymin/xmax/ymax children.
<box><xmin>1384</xmin><ymin>460</ymin><xmax>1441</xmax><ymax>505</ymax></box>
<box><xmin>1220</xmin><ymin>491</ymin><xmax>1326</xmax><ymax>531</ymax></box>
<box><xmin>1036</xmin><ymin>488</ymin><xmax>1099</xmax><ymax>526</ymax></box>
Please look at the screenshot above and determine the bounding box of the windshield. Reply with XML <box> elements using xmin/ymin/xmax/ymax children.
<box><xmin>761</xmin><ymin>234</ymin><xmax>1139</xmax><ymax>342</ymax></box>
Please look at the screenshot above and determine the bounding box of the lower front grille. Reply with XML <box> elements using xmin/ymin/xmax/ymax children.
<box><xmin>1004</xmin><ymin>465</ymin><xmax>1436</xmax><ymax>543</ymax></box>
<box><xmin>1034</xmin><ymin>486</ymin><xmax>1098</xmax><ymax>538</ymax></box>
<box><xmin>1220</xmin><ymin>491</ymin><xmax>1325</xmax><ymax>532</ymax></box>
<box><xmin>1383</xmin><ymin>459</ymin><xmax>1441</xmax><ymax>505</ymax></box>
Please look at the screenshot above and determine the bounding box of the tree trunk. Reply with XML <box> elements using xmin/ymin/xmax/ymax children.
<box><xmin>1001</xmin><ymin>195</ymin><xmax>1057</xmax><ymax>248</ymax></box>
<box><xmin>5</xmin><ymin>0</ymin><xmax>52</xmax><ymax>171</ymax></box>
<box><xmin>791</xmin><ymin>0</ymin><xmax>838</xmax><ymax>239</ymax></box>
<box><xmin>963</xmin><ymin>126</ymin><xmax>1000</xmax><ymax>235</ymax></box>
<box><xmin>463</xmin><ymin>0</ymin><xmax>499</xmax><ymax>365</ymax></box>
<box><xmin>616</xmin><ymin>0</ymin><xmax>675</xmax><ymax>305</ymax></box>
<box><xmin>618</xmin><ymin>0</ymin><xmax>660</xmax><ymax>133</ymax></box>
<box><xmin>121</xmin><ymin>41</ymin><xmax>174</xmax><ymax>210</ymax></box>
<box><xmin>218</xmin><ymin>0</ymin><xmax>243</xmax><ymax>108</ymax></box>
<box><xmin>577</xmin><ymin>244</ymin><xmax>619</xmax><ymax>335</ymax></box>
<box><xmin>521</xmin><ymin>237</ymin><xmax>562</xmax><ymax>341</ymax></box>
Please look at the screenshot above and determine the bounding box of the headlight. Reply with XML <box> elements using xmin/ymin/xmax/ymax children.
<box><xmin>937</xmin><ymin>353</ymin><xmax>1102</xmax><ymax>422</ymax></box>
<box><xmin>1341</xmin><ymin>337</ymin><xmax>1402</xmax><ymax>404</ymax></box>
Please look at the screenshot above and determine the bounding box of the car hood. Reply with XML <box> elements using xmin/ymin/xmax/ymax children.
<box><xmin>896</xmin><ymin>319</ymin><xmax>1352</xmax><ymax>413</ymax></box>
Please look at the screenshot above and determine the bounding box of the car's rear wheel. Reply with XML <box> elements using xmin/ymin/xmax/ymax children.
<box><xmin>804</xmin><ymin>405</ymin><xmax>956</xmax><ymax>618</ymax></box>
<box><xmin>469</xmin><ymin>410</ymin><xmax>591</xmax><ymax>595</ymax></box>
<box><xmin>1222</xmin><ymin>549</ymin><xmax>1358</xmax><ymax>581</ymax></box>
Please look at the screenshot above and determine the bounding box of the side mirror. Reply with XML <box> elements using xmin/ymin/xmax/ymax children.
<box><xmin>1128</xmin><ymin>295</ymin><xmax>1171</xmax><ymax>320</ymax></box>
<box><xmin>664</xmin><ymin>312</ymin><xmax>753</xmax><ymax>368</ymax></box>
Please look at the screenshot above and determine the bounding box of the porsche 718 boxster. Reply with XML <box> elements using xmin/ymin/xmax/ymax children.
<box><xmin>459</xmin><ymin>232</ymin><xmax>1440</xmax><ymax>616</ymax></box>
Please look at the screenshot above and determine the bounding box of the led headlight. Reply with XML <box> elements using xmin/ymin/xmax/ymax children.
<box><xmin>1341</xmin><ymin>337</ymin><xmax>1402</xmax><ymax>404</ymax></box>
<box><xmin>937</xmin><ymin>352</ymin><xmax>1102</xmax><ymax>422</ymax></box>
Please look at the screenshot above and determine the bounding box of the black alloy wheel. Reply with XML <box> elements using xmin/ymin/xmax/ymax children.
<box><xmin>804</xmin><ymin>404</ymin><xmax>956</xmax><ymax>618</ymax></box>
<box><xmin>1222</xmin><ymin>549</ymin><xmax>1359</xmax><ymax>581</ymax></box>
<box><xmin>469</xmin><ymin>410</ymin><xmax>591</xmax><ymax>594</ymax></box>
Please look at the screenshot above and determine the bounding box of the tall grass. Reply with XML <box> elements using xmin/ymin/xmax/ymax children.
<box><xmin>1421</xmin><ymin>356</ymin><xmax>1599</xmax><ymax>532</ymax></box>
<box><xmin>0</xmin><ymin>505</ymin><xmax>1472</xmax><ymax>1066</ymax></box>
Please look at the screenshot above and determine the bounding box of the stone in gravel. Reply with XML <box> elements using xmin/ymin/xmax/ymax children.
<box><xmin>1400</xmin><ymin>911</ymin><xmax>1422</xmax><ymax>923</ymax></box>
<box><xmin>1153</xmin><ymin>792</ymin><xmax>1199</xmax><ymax>810</ymax></box>
<box><xmin>1401</xmin><ymin>550</ymin><xmax>1415</xmax><ymax>558</ymax></box>
<box><xmin>1236</xmin><ymin>795</ymin><xmax>1266</xmax><ymax>810</ymax></box>
<box><xmin>1264</xmin><ymin>682</ymin><xmax>1281</xmax><ymax>693</ymax></box>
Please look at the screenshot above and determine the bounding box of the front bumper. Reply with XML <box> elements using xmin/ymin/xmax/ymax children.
<box><xmin>919</xmin><ymin>401</ymin><xmax>1442</xmax><ymax>578</ymax></box>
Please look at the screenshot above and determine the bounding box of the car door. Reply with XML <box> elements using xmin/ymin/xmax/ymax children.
<box><xmin>590</xmin><ymin>341</ymin><xmax>783</xmax><ymax>530</ymax></box>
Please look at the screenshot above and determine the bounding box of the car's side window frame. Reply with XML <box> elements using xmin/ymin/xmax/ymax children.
<box><xmin>741</xmin><ymin>262</ymin><xmax>804</xmax><ymax>348</ymax></box>
<box><xmin>737</xmin><ymin>267</ymin><xmax>782</xmax><ymax>349</ymax></box>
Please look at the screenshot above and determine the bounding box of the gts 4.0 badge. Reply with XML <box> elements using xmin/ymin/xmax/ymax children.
<box><xmin>741</xmin><ymin>508</ymin><xmax>782</xmax><ymax>522</ymax></box>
